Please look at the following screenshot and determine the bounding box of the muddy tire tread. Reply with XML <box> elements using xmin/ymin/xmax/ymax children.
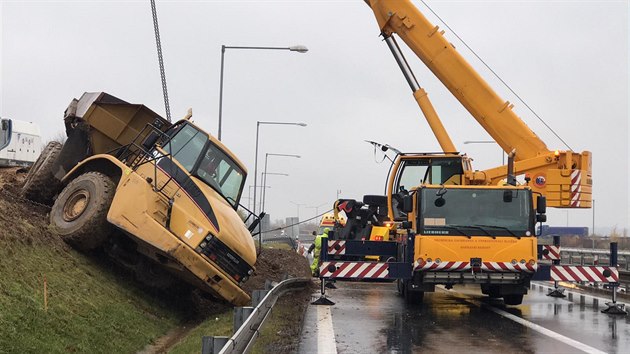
<box><xmin>21</xmin><ymin>141</ymin><xmax>63</xmax><ymax>204</ymax></box>
<box><xmin>50</xmin><ymin>171</ymin><xmax>115</xmax><ymax>251</ymax></box>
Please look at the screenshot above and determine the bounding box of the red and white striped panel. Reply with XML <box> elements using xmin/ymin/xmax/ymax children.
<box><xmin>542</xmin><ymin>245</ymin><xmax>561</xmax><ymax>260</ymax></box>
<box><xmin>570</xmin><ymin>170</ymin><xmax>582</xmax><ymax>207</ymax></box>
<box><xmin>482</xmin><ymin>262</ymin><xmax>537</xmax><ymax>273</ymax></box>
<box><xmin>327</xmin><ymin>240</ymin><xmax>346</xmax><ymax>255</ymax></box>
<box><xmin>319</xmin><ymin>261</ymin><xmax>389</xmax><ymax>279</ymax></box>
<box><xmin>414</xmin><ymin>261</ymin><xmax>471</xmax><ymax>271</ymax></box>
<box><xmin>551</xmin><ymin>265</ymin><xmax>618</xmax><ymax>283</ymax></box>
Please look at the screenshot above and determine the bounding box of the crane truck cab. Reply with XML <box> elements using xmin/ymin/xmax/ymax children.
<box><xmin>390</xmin><ymin>153</ymin><xmax>544</xmax><ymax>305</ymax></box>
<box><xmin>23</xmin><ymin>92</ymin><xmax>257</xmax><ymax>306</ymax></box>
<box><xmin>320</xmin><ymin>152</ymin><xmax>545</xmax><ymax>305</ymax></box>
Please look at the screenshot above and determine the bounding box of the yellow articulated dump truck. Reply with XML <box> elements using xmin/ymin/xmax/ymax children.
<box><xmin>22</xmin><ymin>92</ymin><xmax>257</xmax><ymax>306</ymax></box>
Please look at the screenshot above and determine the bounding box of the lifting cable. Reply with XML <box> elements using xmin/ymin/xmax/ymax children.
<box><xmin>419</xmin><ymin>0</ymin><xmax>573</xmax><ymax>151</ymax></box>
<box><xmin>255</xmin><ymin>209</ymin><xmax>334</xmax><ymax>236</ymax></box>
<box><xmin>150</xmin><ymin>0</ymin><xmax>172</xmax><ymax>122</ymax></box>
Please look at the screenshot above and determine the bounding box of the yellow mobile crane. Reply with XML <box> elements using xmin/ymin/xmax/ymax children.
<box><xmin>367</xmin><ymin>0</ymin><xmax>591</xmax><ymax>206</ymax></box>
<box><xmin>318</xmin><ymin>0</ymin><xmax>592</xmax><ymax>306</ymax></box>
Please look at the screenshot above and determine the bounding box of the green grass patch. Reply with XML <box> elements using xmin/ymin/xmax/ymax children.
<box><xmin>251</xmin><ymin>288</ymin><xmax>312</xmax><ymax>354</ymax></box>
<box><xmin>0</xmin><ymin>199</ymin><xmax>188</xmax><ymax>353</ymax></box>
<box><xmin>168</xmin><ymin>309</ymin><xmax>233</xmax><ymax>354</ymax></box>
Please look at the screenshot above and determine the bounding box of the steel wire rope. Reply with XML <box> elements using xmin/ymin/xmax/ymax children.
<box><xmin>150</xmin><ymin>0</ymin><xmax>172</xmax><ymax>122</ymax></box>
<box><xmin>255</xmin><ymin>209</ymin><xmax>334</xmax><ymax>236</ymax></box>
<box><xmin>419</xmin><ymin>0</ymin><xmax>573</xmax><ymax>151</ymax></box>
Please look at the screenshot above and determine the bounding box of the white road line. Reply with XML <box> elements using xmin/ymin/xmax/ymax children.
<box><xmin>316</xmin><ymin>305</ymin><xmax>337</xmax><ymax>354</ymax></box>
<box><xmin>533</xmin><ymin>282</ymin><xmax>628</xmax><ymax>305</ymax></box>
<box><xmin>437</xmin><ymin>286</ymin><xmax>607</xmax><ymax>354</ymax></box>
<box><xmin>481</xmin><ymin>303</ymin><xmax>606</xmax><ymax>354</ymax></box>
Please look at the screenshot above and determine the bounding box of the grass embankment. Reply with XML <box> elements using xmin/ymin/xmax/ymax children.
<box><xmin>169</xmin><ymin>247</ymin><xmax>313</xmax><ymax>354</ymax></box>
<box><xmin>0</xmin><ymin>196</ymin><xmax>187</xmax><ymax>353</ymax></box>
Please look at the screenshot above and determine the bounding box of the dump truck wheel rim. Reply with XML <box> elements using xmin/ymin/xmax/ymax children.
<box><xmin>63</xmin><ymin>190</ymin><xmax>90</xmax><ymax>222</ymax></box>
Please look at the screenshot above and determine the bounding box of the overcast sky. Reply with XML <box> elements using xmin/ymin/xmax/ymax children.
<box><xmin>1</xmin><ymin>0</ymin><xmax>628</xmax><ymax>232</ymax></box>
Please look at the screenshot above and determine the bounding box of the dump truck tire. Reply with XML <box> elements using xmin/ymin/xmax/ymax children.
<box><xmin>50</xmin><ymin>172</ymin><xmax>115</xmax><ymax>251</ymax></box>
<box><xmin>134</xmin><ymin>258</ymin><xmax>176</xmax><ymax>290</ymax></box>
<box><xmin>21</xmin><ymin>141</ymin><xmax>63</xmax><ymax>204</ymax></box>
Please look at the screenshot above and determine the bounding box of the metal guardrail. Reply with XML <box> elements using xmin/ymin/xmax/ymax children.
<box><xmin>560</xmin><ymin>247</ymin><xmax>630</xmax><ymax>273</ymax></box>
<box><xmin>562</xmin><ymin>247</ymin><xmax>630</xmax><ymax>256</ymax></box>
<box><xmin>202</xmin><ymin>277</ymin><xmax>310</xmax><ymax>354</ymax></box>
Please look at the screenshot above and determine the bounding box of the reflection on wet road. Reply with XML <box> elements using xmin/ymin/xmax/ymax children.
<box><xmin>298</xmin><ymin>281</ymin><xmax>629</xmax><ymax>354</ymax></box>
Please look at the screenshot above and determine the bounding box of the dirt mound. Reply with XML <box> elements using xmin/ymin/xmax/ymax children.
<box><xmin>0</xmin><ymin>168</ymin><xmax>59</xmax><ymax>247</ymax></box>
<box><xmin>244</xmin><ymin>247</ymin><xmax>312</xmax><ymax>294</ymax></box>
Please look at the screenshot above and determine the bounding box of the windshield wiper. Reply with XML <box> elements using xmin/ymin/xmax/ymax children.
<box><xmin>448</xmin><ymin>224</ymin><xmax>494</xmax><ymax>238</ymax></box>
<box><xmin>473</xmin><ymin>224</ymin><xmax>518</xmax><ymax>237</ymax></box>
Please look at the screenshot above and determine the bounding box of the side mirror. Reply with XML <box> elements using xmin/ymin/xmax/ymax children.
<box><xmin>141</xmin><ymin>131</ymin><xmax>160</xmax><ymax>151</ymax></box>
<box><xmin>503</xmin><ymin>190</ymin><xmax>513</xmax><ymax>203</ymax></box>
<box><xmin>536</xmin><ymin>214</ymin><xmax>547</xmax><ymax>223</ymax></box>
<box><xmin>247</xmin><ymin>212</ymin><xmax>265</xmax><ymax>233</ymax></box>
<box><xmin>402</xmin><ymin>195</ymin><xmax>413</xmax><ymax>213</ymax></box>
<box><xmin>536</xmin><ymin>196</ymin><xmax>547</xmax><ymax>214</ymax></box>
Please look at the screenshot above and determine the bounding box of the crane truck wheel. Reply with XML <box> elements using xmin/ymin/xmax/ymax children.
<box><xmin>403</xmin><ymin>281</ymin><xmax>424</xmax><ymax>305</ymax></box>
<box><xmin>502</xmin><ymin>294</ymin><xmax>524</xmax><ymax>306</ymax></box>
<box><xmin>50</xmin><ymin>171</ymin><xmax>115</xmax><ymax>252</ymax></box>
<box><xmin>21</xmin><ymin>141</ymin><xmax>63</xmax><ymax>204</ymax></box>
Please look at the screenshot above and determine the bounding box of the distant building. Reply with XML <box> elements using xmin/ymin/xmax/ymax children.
<box><xmin>261</xmin><ymin>214</ymin><xmax>271</xmax><ymax>240</ymax></box>
<box><xmin>286</xmin><ymin>217</ymin><xmax>299</xmax><ymax>240</ymax></box>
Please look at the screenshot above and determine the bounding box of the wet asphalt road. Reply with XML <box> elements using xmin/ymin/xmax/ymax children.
<box><xmin>298</xmin><ymin>281</ymin><xmax>630</xmax><ymax>354</ymax></box>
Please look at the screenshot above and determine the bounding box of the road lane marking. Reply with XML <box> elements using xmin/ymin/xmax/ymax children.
<box><xmin>316</xmin><ymin>305</ymin><xmax>337</xmax><ymax>354</ymax></box>
<box><xmin>480</xmin><ymin>303</ymin><xmax>607</xmax><ymax>354</ymax></box>
<box><xmin>436</xmin><ymin>286</ymin><xmax>607</xmax><ymax>354</ymax></box>
<box><xmin>533</xmin><ymin>282</ymin><xmax>628</xmax><ymax>306</ymax></box>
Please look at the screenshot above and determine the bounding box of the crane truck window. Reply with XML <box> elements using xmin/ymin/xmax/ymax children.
<box><xmin>420</xmin><ymin>188</ymin><xmax>531</xmax><ymax>236</ymax></box>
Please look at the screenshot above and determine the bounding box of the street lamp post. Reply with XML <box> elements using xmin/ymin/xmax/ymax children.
<box><xmin>253</xmin><ymin>121</ymin><xmax>306</xmax><ymax>218</ymax></box>
<box><xmin>260</xmin><ymin>171</ymin><xmax>289</xmax><ymax>213</ymax></box>
<box><xmin>257</xmin><ymin>171</ymin><xmax>288</xmax><ymax>254</ymax></box>
<box><xmin>289</xmin><ymin>201</ymin><xmax>306</xmax><ymax>220</ymax></box>
<box><xmin>248</xmin><ymin>185</ymin><xmax>269</xmax><ymax>211</ymax></box>
<box><xmin>463</xmin><ymin>140</ymin><xmax>505</xmax><ymax>165</ymax></box>
<box><xmin>592</xmin><ymin>199</ymin><xmax>596</xmax><ymax>236</ymax></box>
<box><xmin>262</xmin><ymin>153</ymin><xmax>300</xmax><ymax>213</ymax></box>
<box><xmin>307</xmin><ymin>203</ymin><xmax>327</xmax><ymax>218</ymax></box>
<box><xmin>218</xmin><ymin>44</ymin><xmax>308</xmax><ymax>141</ymax></box>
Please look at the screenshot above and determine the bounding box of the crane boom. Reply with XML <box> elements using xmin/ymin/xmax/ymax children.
<box><xmin>365</xmin><ymin>0</ymin><xmax>592</xmax><ymax>208</ymax></box>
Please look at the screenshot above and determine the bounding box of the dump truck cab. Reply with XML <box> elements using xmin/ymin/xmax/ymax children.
<box><xmin>23</xmin><ymin>92</ymin><xmax>256</xmax><ymax>306</ymax></box>
<box><xmin>104</xmin><ymin>119</ymin><xmax>256</xmax><ymax>305</ymax></box>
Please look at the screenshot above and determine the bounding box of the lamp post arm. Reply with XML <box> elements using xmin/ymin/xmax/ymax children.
<box><xmin>253</xmin><ymin>122</ymin><xmax>260</xmax><ymax>216</ymax></box>
<box><xmin>262</xmin><ymin>154</ymin><xmax>269</xmax><ymax>213</ymax></box>
<box><xmin>218</xmin><ymin>45</ymin><xmax>226</xmax><ymax>140</ymax></box>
